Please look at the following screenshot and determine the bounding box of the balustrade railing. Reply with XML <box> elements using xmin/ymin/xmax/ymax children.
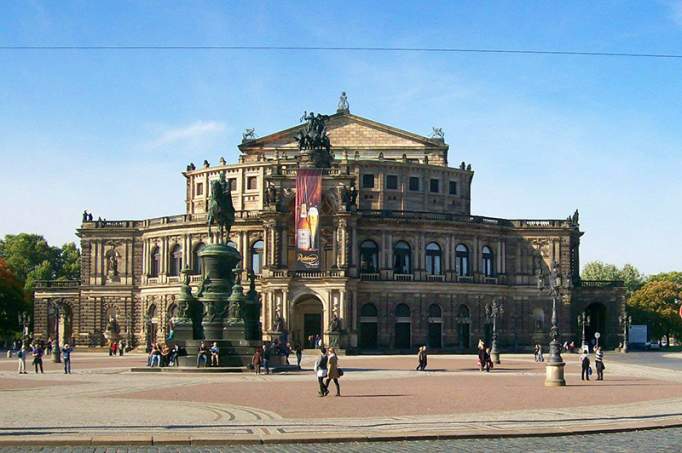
<box><xmin>577</xmin><ymin>279</ymin><xmax>624</xmax><ymax>288</ymax></box>
<box><xmin>34</xmin><ymin>280</ymin><xmax>80</xmax><ymax>289</ymax></box>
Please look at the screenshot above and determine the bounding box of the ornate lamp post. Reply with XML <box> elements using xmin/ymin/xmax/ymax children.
<box><xmin>618</xmin><ymin>312</ymin><xmax>632</xmax><ymax>353</ymax></box>
<box><xmin>485</xmin><ymin>299</ymin><xmax>503</xmax><ymax>364</ymax></box>
<box><xmin>537</xmin><ymin>260</ymin><xmax>565</xmax><ymax>386</ymax></box>
<box><xmin>577</xmin><ymin>311</ymin><xmax>591</xmax><ymax>352</ymax></box>
<box><xmin>48</xmin><ymin>302</ymin><xmax>61</xmax><ymax>363</ymax></box>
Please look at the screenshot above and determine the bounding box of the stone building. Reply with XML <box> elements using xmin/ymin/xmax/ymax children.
<box><xmin>34</xmin><ymin>97</ymin><xmax>625</xmax><ymax>352</ymax></box>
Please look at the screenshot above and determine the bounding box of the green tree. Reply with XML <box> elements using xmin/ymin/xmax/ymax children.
<box><xmin>581</xmin><ymin>261</ymin><xmax>645</xmax><ymax>295</ymax></box>
<box><xmin>0</xmin><ymin>258</ymin><xmax>28</xmax><ymax>338</ymax></box>
<box><xmin>0</xmin><ymin>234</ymin><xmax>60</xmax><ymax>290</ymax></box>
<box><xmin>647</xmin><ymin>272</ymin><xmax>682</xmax><ymax>286</ymax></box>
<box><xmin>0</xmin><ymin>234</ymin><xmax>80</xmax><ymax>292</ymax></box>
<box><xmin>628</xmin><ymin>280</ymin><xmax>682</xmax><ymax>344</ymax></box>
<box><xmin>55</xmin><ymin>242</ymin><xmax>81</xmax><ymax>281</ymax></box>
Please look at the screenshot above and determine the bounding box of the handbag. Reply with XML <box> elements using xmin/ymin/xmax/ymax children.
<box><xmin>588</xmin><ymin>366</ymin><xmax>593</xmax><ymax>376</ymax></box>
<box><xmin>338</xmin><ymin>368</ymin><xmax>344</xmax><ymax>377</ymax></box>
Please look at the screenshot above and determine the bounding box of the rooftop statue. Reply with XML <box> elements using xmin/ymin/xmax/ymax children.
<box><xmin>295</xmin><ymin>111</ymin><xmax>333</xmax><ymax>168</ymax></box>
<box><xmin>207</xmin><ymin>172</ymin><xmax>236</xmax><ymax>244</ymax></box>
<box><xmin>337</xmin><ymin>91</ymin><xmax>350</xmax><ymax>113</ymax></box>
<box><xmin>431</xmin><ymin>127</ymin><xmax>445</xmax><ymax>139</ymax></box>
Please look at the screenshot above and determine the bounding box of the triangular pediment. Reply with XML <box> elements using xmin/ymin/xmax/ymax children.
<box><xmin>239</xmin><ymin>113</ymin><xmax>446</xmax><ymax>152</ymax></box>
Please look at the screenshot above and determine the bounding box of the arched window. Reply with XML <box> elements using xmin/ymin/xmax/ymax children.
<box><xmin>360</xmin><ymin>240</ymin><xmax>379</xmax><ymax>273</ymax></box>
<box><xmin>360</xmin><ymin>303</ymin><xmax>378</xmax><ymax>317</ymax></box>
<box><xmin>395</xmin><ymin>303</ymin><xmax>411</xmax><ymax>318</ymax></box>
<box><xmin>457</xmin><ymin>304</ymin><xmax>470</xmax><ymax>319</ymax></box>
<box><xmin>428</xmin><ymin>304</ymin><xmax>442</xmax><ymax>318</ymax></box>
<box><xmin>533</xmin><ymin>308</ymin><xmax>545</xmax><ymax>331</ymax></box>
<box><xmin>425</xmin><ymin>242</ymin><xmax>442</xmax><ymax>275</ymax></box>
<box><xmin>393</xmin><ymin>241</ymin><xmax>412</xmax><ymax>274</ymax></box>
<box><xmin>192</xmin><ymin>243</ymin><xmax>205</xmax><ymax>275</ymax></box>
<box><xmin>251</xmin><ymin>240</ymin><xmax>264</xmax><ymax>274</ymax></box>
<box><xmin>455</xmin><ymin>244</ymin><xmax>469</xmax><ymax>277</ymax></box>
<box><xmin>150</xmin><ymin>246</ymin><xmax>160</xmax><ymax>277</ymax></box>
<box><xmin>169</xmin><ymin>244</ymin><xmax>182</xmax><ymax>276</ymax></box>
<box><xmin>482</xmin><ymin>245</ymin><xmax>494</xmax><ymax>276</ymax></box>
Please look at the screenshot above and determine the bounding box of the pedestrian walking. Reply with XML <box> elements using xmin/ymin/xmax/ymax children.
<box><xmin>579</xmin><ymin>350</ymin><xmax>591</xmax><ymax>381</ymax></box>
<box><xmin>62</xmin><ymin>343</ymin><xmax>73</xmax><ymax>374</ymax></box>
<box><xmin>536</xmin><ymin>344</ymin><xmax>544</xmax><ymax>362</ymax></box>
<box><xmin>477</xmin><ymin>339</ymin><xmax>488</xmax><ymax>372</ymax></box>
<box><xmin>324</xmin><ymin>347</ymin><xmax>341</xmax><ymax>397</ymax></box>
<box><xmin>594</xmin><ymin>346</ymin><xmax>605</xmax><ymax>381</ymax></box>
<box><xmin>46</xmin><ymin>338</ymin><xmax>53</xmax><ymax>356</ymax></box>
<box><xmin>17</xmin><ymin>345</ymin><xmax>27</xmax><ymax>374</ymax></box>
<box><xmin>262</xmin><ymin>343</ymin><xmax>271</xmax><ymax>375</ymax></box>
<box><xmin>314</xmin><ymin>347</ymin><xmax>329</xmax><ymax>397</ymax></box>
<box><xmin>416</xmin><ymin>346</ymin><xmax>427</xmax><ymax>371</ymax></box>
<box><xmin>32</xmin><ymin>344</ymin><xmax>44</xmax><ymax>374</ymax></box>
<box><xmin>118</xmin><ymin>340</ymin><xmax>125</xmax><ymax>356</ymax></box>
<box><xmin>295</xmin><ymin>343</ymin><xmax>302</xmax><ymax>369</ymax></box>
<box><xmin>252</xmin><ymin>347</ymin><xmax>262</xmax><ymax>374</ymax></box>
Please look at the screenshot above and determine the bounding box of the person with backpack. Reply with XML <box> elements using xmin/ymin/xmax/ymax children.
<box><xmin>579</xmin><ymin>350</ymin><xmax>591</xmax><ymax>381</ymax></box>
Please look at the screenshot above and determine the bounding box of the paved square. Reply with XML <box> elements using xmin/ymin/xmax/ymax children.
<box><xmin>1</xmin><ymin>351</ymin><xmax>682</xmax><ymax>446</ymax></box>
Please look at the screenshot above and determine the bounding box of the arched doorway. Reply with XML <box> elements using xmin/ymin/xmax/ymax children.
<box><xmin>359</xmin><ymin>303</ymin><xmax>378</xmax><ymax>349</ymax></box>
<box><xmin>292</xmin><ymin>296</ymin><xmax>324</xmax><ymax>349</ymax></box>
<box><xmin>427</xmin><ymin>304</ymin><xmax>442</xmax><ymax>348</ymax></box>
<box><xmin>585</xmin><ymin>302</ymin><xmax>607</xmax><ymax>348</ymax></box>
<box><xmin>456</xmin><ymin>304</ymin><xmax>471</xmax><ymax>350</ymax></box>
<box><xmin>394</xmin><ymin>303</ymin><xmax>411</xmax><ymax>350</ymax></box>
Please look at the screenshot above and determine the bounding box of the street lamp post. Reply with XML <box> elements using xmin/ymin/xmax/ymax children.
<box><xmin>577</xmin><ymin>312</ymin><xmax>591</xmax><ymax>352</ymax></box>
<box><xmin>49</xmin><ymin>302</ymin><xmax>61</xmax><ymax>363</ymax></box>
<box><xmin>618</xmin><ymin>312</ymin><xmax>632</xmax><ymax>353</ymax></box>
<box><xmin>537</xmin><ymin>260</ymin><xmax>565</xmax><ymax>387</ymax></box>
<box><xmin>485</xmin><ymin>299</ymin><xmax>504</xmax><ymax>364</ymax></box>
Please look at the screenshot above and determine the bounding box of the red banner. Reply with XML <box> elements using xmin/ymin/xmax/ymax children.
<box><xmin>295</xmin><ymin>169</ymin><xmax>322</xmax><ymax>269</ymax></box>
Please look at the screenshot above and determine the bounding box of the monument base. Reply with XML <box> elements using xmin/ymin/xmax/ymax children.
<box><xmin>178</xmin><ymin>338</ymin><xmax>261</xmax><ymax>368</ymax></box>
<box><xmin>544</xmin><ymin>361</ymin><xmax>566</xmax><ymax>387</ymax></box>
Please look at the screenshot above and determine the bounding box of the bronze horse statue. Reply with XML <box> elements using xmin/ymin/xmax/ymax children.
<box><xmin>207</xmin><ymin>172</ymin><xmax>236</xmax><ymax>244</ymax></box>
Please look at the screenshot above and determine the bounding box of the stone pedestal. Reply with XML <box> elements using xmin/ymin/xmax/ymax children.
<box><xmin>544</xmin><ymin>361</ymin><xmax>566</xmax><ymax>387</ymax></box>
<box><xmin>173</xmin><ymin>322</ymin><xmax>193</xmax><ymax>342</ymax></box>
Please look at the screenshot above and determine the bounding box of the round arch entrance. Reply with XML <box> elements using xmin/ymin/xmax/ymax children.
<box><xmin>292</xmin><ymin>295</ymin><xmax>324</xmax><ymax>349</ymax></box>
<box><xmin>585</xmin><ymin>302</ymin><xmax>607</xmax><ymax>348</ymax></box>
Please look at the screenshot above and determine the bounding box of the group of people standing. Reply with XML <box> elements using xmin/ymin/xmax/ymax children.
<box><xmin>15</xmin><ymin>340</ymin><xmax>73</xmax><ymax>374</ymax></box>
<box><xmin>109</xmin><ymin>340</ymin><xmax>126</xmax><ymax>357</ymax></box>
<box><xmin>579</xmin><ymin>346</ymin><xmax>606</xmax><ymax>381</ymax></box>
<box><xmin>147</xmin><ymin>342</ymin><xmax>185</xmax><ymax>367</ymax></box>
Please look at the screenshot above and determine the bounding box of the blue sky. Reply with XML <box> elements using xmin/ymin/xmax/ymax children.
<box><xmin>1</xmin><ymin>1</ymin><xmax>681</xmax><ymax>275</ymax></box>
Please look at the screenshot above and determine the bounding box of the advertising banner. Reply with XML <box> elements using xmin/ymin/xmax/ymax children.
<box><xmin>295</xmin><ymin>169</ymin><xmax>322</xmax><ymax>269</ymax></box>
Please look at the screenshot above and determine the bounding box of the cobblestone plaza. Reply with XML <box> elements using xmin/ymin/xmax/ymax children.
<box><xmin>1</xmin><ymin>351</ymin><xmax>682</xmax><ymax>448</ymax></box>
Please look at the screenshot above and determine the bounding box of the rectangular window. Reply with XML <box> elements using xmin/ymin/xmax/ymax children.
<box><xmin>196</xmin><ymin>182</ymin><xmax>203</xmax><ymax>196</ymax></box>
<box><xmin>449</xmin><ymin>181</ymin><xmax>457</xmax><ymax>195</ymax></box>
<box><xmin>386</xmin><ymin>175</ymin><xmax>398</xmax><ymax>190</ymax></box>
<box><xmin>409</xmin><ymin>176</ymin><xmax>420</xmax><ymax>191</ymax></box>
<box><xmin>247</xmin><ymin>176</ymin><xmax>257</xmax><ymax>190</ymax></box>
<box><xmin>228</xmin><ymin>178</ymin><xmax>237</xmax><ymax>191</ymax></box>
<box><xmin>362</xmin><ymin>174</ymin><xmax>375</xmax><ymax>189</ymax></box>
<box><xmin>430</xmin><ymin>178</ymin><xmax>439</xmax><ymax>193</ymax></box>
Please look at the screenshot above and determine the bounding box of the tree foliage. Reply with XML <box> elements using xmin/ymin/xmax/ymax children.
<box><xmin>581</xmin><ymin>261</ymin><xmax>645</xmax><ymax>296</ymax></box>
<box><xmin>628</xmin><ymin>280</ymin><xmax>682</xmax><ymax>341</ymax></box>
<box><xmin>0</xmin><ymin>234</ymin><xmax>80</xmax><ymax>292</ymax></box>
<box><xmin>0</xmin><ymin>234</ymin><xmax>80</xmax><ymax>336</ymax></box>
<box><xmin>0</xmin><ymin>258</ymin><xmax>28</xmax><ymax>338</ymax></box>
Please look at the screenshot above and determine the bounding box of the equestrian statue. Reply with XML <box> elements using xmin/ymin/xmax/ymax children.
<box><xmin>207</xmin><ymin>172</ymin><xmax>236</xmax><ymax>244</ymax></box>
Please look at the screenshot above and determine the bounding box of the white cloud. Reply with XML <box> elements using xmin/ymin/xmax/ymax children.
<box><xmin>148</xmin><ymin>120</ymin><xmax>225</xmax><ymax>148</ymax></box>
